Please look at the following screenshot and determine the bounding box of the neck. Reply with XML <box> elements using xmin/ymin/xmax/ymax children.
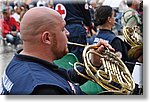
<box><xmin>99</xmin><ymin>23</ymin><xmax>112</xmax><ymax>30</ymax></box>
<box><xmin>130</xmin><ymin>5</ymin><xmax>137</xmax><ymax>11</ymax></box>
<box><xmin>20</xmin><ymin>43</ymin><xmax>55</xmax><ymax>63</ymax></box>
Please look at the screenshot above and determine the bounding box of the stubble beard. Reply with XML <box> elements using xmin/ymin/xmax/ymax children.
<box><xmin>51</xmin><ymin>36</ymin><xmax>68</xmax><ymax>60</ymax></box>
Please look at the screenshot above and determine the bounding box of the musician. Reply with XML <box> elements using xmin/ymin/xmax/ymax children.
<box><xmin>0</xmin><ymin>7</ymin><xmax>114</xmax><ymax>95</ymax></box>
<box><xmin>53</xmin><ymin>0</ymin><xmax>92</xmax><ymax>62</ymax></box>
<box><xmin>121</xmin><ymin>0</ymin><xmax>143</xmax><ymax>94</ymax></box>
<box><xmin>94</xmin><ymin>6</ymin><xmax>128</xmax><ymax>62</ymax></box>
<box><xmin>121</xmin><ymin>0</ymin><xmax>142</xmax><ymax>51</ymax></box>
<box><xmin>121</xmin><ymin>0</ymin><xmax>142</xmax><ymax>29</ymax></box>
<box><xmin>94</xmin><ymin>5</ymin><xmax>137</xmax><ymax>75</ymax></box>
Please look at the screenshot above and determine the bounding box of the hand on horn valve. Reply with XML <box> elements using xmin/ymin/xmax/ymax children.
<box><xmin>91</xmin><ymin>39</ymin><xmax>115</xmax><ymax>67</ymax></box>
<box><xmin>96</xmin><ymin>39</ymin><xmax>115</xmax><ymax>53</ymax></box>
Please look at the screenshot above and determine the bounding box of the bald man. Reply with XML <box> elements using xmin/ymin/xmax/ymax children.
<box><xmin>1</xmin><ymin>7</ymin><xmax>114</xmax><ymax>95</ymax></box>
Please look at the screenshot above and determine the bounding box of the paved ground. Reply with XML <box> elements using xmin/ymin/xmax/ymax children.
<box><xmin>0</xmin><ymin>40</ymin><xmax>18</xmax><ymax>93</ymax></box>
<box><xmin>0</xmin><ymin>41</ymin><xmax>15</xmax><ymax>78</ymax></box>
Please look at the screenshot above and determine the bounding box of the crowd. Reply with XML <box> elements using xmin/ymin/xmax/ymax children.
<box><xmin>0</xmin><ymin>0</ymin><xmax>143</xmax><ymax>95</ymax></box>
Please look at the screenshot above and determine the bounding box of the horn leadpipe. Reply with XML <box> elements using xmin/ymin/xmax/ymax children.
<box><xmin>67</xmin><ymin>42</ymin><xmax>86</xmax><ymax>47</ymax></box>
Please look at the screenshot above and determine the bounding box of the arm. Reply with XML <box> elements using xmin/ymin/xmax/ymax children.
<box><xmin>11</xmin><ymin>17</ymin><xmax>20</xmax><ymax>31</ymax></box>
<box><xmin>67</xmin><ymin>65</ymin><xmax>88</xmax><ymax>85</ymax></box>
<box><xmin>1</xmin><ymin>22</ymin><xmax>10</xmax><ymax>37</ymax></box>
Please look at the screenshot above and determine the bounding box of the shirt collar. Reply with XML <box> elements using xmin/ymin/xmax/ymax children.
<box><xmin>99</xmin><ymin>29</ymin><xmax>115</xmax><ymax>34</ymax></box>
<box><xmin>127</xmin><ymin>7</ymin><xmax>138</xmax><ymax>14</ymax></box>
<box><xmin>15</xmin><ymin>49</ymin><xmax>59</xmax><ymax>71</ymax></box>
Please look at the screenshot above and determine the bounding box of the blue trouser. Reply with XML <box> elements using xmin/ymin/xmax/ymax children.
<box><xmin>66</xmin><ymin>24</ymin><xmax>87</xmax><ymax>62</ymax></box>
<box><xmin>6</xmin><ymin>32</ymin><xmax>21</xmax><ymax>46</ymax></box>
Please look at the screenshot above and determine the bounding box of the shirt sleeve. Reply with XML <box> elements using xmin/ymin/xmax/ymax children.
<box><xmin>1</xmin><ymin>22</ymin><xmax>10</xmax><ymax>37</ymax></box>
<box><xmin>111</xmin><ymin>37</ymin><xmax>128</xmax><ymax>62</ymax></box>
<box><xmin>11</xmin><ymin>17</ymin><xmax>20</xmax><ymax>31</ymax></box>
<box><xmin>122</xmin><ymin>10</ymin><xmax>141</xmax><ymax>27</ymax></box>
<box><xmin>67</xmin><ymin>65</ymin><xmax>88</xmax><ymax>85</ymax></box>
<box><xmin>31</xmin><ymin>85</ymin><xmax>68</xmax><ymax>95</ymax></box>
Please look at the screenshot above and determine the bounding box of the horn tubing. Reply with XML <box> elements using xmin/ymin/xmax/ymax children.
<box><xmin>68</xmin><ymin>41</ymin><xmax>135</xmax><ymax>94</ymax></box>
<box><xmin>67</xmin><ymin>42</ymin><xmax>86</xmax><ymax>47</ymax></box>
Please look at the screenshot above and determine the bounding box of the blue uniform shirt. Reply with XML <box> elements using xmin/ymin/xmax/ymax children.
<box><xmin>1</xmin><ymin>50</ymin><xmax>87</xmax><ymax>95</ymax></box>
<box><xmin>93</xmin><ymin>29</ymin><xmax>128</xmax><ymax>62</ymax></box>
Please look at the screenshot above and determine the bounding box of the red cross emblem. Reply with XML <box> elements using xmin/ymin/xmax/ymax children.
<box><xmin>55</xmin><ymin>4</ymin><xmax>66</xmax><ymax>19</ymax></box>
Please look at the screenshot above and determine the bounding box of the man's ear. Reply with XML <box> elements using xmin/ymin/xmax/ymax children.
<box><xmin>41</xmin><ymin>31</ymin><xmax>52</xmax><ymax>45</ymax></box>
<box><xmin>107</xmin><ymin>17</ymin><xmax>111</xmax><ymax>23</ymax></box>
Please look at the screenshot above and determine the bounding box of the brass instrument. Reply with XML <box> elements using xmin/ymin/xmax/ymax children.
<box><xmin>68</xmin><ymin>42</ymin><xmax>135</xmax><ymax>94</ymax></box>
<box><xmin>123</xmin><ymin>26</ymin><xmax>142</xmax><ymax>47</ymax></box>
<box><xmin>123</xmin><ymin>26</ymin><xmax>143</xmax><ymax>59</ymax></box>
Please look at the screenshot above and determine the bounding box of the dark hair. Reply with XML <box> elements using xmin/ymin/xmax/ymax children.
<box><xmin>39</xmin><ymin>4</ymin><xmax>44</xmax><ymax>7</ymax></box>
<box><xmin>2</xmin><ymin>6</ymin><xmax>10</xmax><ymax>14</ymax></box>
<box><xmin>94</xmin><ymin>5</ymin><xmax>113</xmax><ymax>26</ymax></box>
<box><xmin>126</xmin><ymin>0</ymin><xmax>133</xmax><ymax>7</ymax></box>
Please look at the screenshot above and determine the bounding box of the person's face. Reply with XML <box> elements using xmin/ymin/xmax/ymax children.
<box><xmin>51</xmin><ymin>18</ymin><xmax>69</xmax><ymax>60</ymax></box>
<box><xmin>3</xmin><ymin>10</ymin><xmax>10</xmax><ymax>21</ymax></box>
<box><xmin>16</xmin><ymin>7</ymin><xmax>22</xmax><ymax>14</ymax></box>
<box><xmin>133</xmin><ymin>0</ymin><xmax>141</xmax><ymax>9</ymax></box>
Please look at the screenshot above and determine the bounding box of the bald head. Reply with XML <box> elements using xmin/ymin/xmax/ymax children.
<box><xmin>20</xmin><ymin>7</ymin><xmax>62</xmax><ymax>41</ymax></box>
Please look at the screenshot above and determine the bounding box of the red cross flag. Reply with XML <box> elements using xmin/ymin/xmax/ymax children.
<box><xmin>55</xmin><ymin>4</ymin><xmax>67</xmax><ymax>19</ymax></box>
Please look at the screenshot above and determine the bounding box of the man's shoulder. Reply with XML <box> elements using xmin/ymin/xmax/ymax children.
<box><xmin>124</xmin><ymin>9</ymin><xmax>135</xmax><ymax>16</ymax></box>
<box><xmin>9</xmin><ymin>17</ymin><xmax>16</xmax><ymax>21</ymax></box>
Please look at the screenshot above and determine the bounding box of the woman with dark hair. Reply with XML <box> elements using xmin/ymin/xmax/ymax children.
<box><xmin>93</xmin><ymin>5</ymin><xmax>129</xmax><ymax>68</ymax></box>
<box><xmin>93</xmin><ymin>6</ymin><xmax>143</xmax><ymax>95</ymax></box>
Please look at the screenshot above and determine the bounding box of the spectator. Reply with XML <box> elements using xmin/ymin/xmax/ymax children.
<box><xmin>11</xmin><ymin>6</ymin><xmax>22</xmax><ymax>23</ymax></box>
<box><xmin>2</xmin><ymin>7</ymin><xmax>21</xmax><ymax>47</ymax></box>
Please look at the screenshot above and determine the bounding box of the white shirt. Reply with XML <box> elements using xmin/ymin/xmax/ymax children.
<box><xmin>11</xmin><ymin>13</ymin><xmax>20</xmax><ymax>23</ymax></box>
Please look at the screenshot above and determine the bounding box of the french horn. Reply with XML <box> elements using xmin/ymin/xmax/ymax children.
<box><xmin>123</xmin><ymin>26</ymin><xmax>143</xmax><ymax>59</ymax></box>
<box><xmin>68</xmin><ymin>42</ymin><xmax>135</xmax><ymax>94</ymax></box>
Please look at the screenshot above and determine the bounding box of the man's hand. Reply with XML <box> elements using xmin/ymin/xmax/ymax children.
<box><xmin>95</xmin><ymin>39</ymin><xmax>115</xmax><ymax>53</ymax></box>
<box><xmin>10</xmin><ymin>31</ymin><xmax>17</xmax><ymax>36</ymax></box>
<box><xmin>91</xmin><ymin>39</ymin><xmax>115</xmax><ymax>67</ymax></box>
